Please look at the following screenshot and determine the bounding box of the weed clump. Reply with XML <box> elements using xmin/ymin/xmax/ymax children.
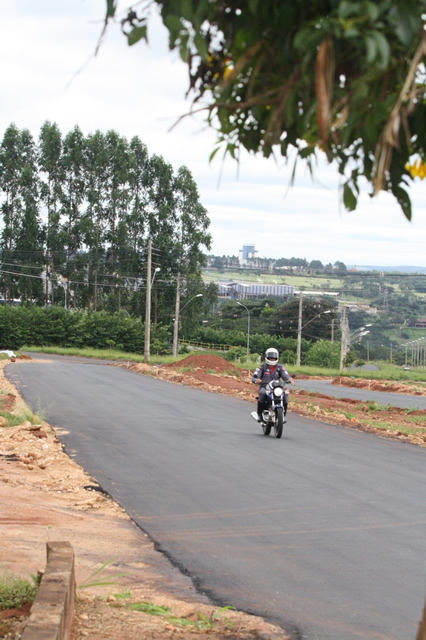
<box><xmin>0</xmin><ymin>573</ymin><xmax>38</xmax><ymax>610</ymax></box>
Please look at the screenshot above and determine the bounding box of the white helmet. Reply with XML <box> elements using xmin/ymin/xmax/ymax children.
<box><xmin>265</xmin><ymin>348</ymin><xmax>279</xmax><ymax>366</ymax></box>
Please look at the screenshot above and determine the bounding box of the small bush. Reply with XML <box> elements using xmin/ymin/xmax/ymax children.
<box><xmin>0</xmin><ymin>573</ymin><xmax>38</xmax><ymax>610</ymax></box>
<box><xmin>222</xmin><ymin>347</ymin><xmax>246</xmax><ymax>362</ymax></box>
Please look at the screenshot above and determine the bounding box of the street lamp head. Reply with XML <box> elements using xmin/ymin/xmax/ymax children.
<box><xmin>154</xmin><ymin>267</ymin><xmax>161</xmax><ymax>273</ymax></box>
<box><xmin>196</xmin><ymin>293</ymin><xmax>203</xmax><ymax>298</ymax></box>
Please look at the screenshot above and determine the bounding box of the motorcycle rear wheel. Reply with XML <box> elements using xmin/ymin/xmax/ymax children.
<box><xmin>274</xmin><ymin>407</ymin><xmax>284</xmax><ymax>439</ymax></box>
<box><xmin>262</xmin><ymin>423</ymin><xmax>271</xmax><ymax>436</ymax></box>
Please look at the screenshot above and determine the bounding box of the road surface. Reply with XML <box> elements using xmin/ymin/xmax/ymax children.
<box><xmin>6</xmin><ymin>355</ymin><xmax>426</xmax><ymax>640</ymax></box>
<box><xmin>295</xmin><ymin>378</ymin><xmax>426</xmax><ymax>410</ymax></box>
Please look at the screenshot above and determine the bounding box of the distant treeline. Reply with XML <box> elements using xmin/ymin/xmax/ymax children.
<box><xmin>206</xmin><ymin>254</ymin><xmax>348</xmax><ymax>272</ymax></box>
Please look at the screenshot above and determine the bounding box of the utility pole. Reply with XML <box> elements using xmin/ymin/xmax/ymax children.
<box><xmin>237</xmin><ymin>301</ymin><xmax>250</xmax><ymax>358</ymax></box>
<box><xmin>296</xmin><ymin>290</ymin><xmax>303</xmax><ymax>366</ymax></box>
<box><xmin>45</xmin><ymin>250</ymin><xmax>50</xmax><ymax>307</ymax></box>
<box><xmin>339</xmin><ymin>307</ymin><xmax>347</xmax><ymax>370</ymax></box>
<box><xmin>144</xmin><ymin>239</ymin><xmax>152</xmax><ymax>362</ymax></box>
<box><xmin>172</xmin><ymin>273</ymin><xmax>181</xmax><ymax>357</ymax></box>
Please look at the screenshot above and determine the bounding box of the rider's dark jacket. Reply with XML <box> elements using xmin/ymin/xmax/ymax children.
<box><xmin>251</xmin><ymin>363</ymin><xmax>291</xmax><ymax>386</ymax></box>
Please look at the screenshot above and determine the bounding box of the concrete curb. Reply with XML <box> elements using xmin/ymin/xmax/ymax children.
<box><xmin>21</xmin><ymin>541</ymin><xmax>75</xmax><ymax>640</ymax></box>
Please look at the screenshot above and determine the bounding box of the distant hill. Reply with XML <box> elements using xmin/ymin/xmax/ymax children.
<box><xmin>356</xmin><ymin>266</ymin><xmax>426</xmax><ymax>274</ymax></box>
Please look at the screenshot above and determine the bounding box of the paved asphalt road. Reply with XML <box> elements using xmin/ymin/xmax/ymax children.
<box><xmin>6</xmin><ymin>355</ymin><xmax>426</xmax><ymax>640</ymax></box>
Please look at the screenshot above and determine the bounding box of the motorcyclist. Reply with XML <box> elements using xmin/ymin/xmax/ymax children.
<box><xmin>251</xmin><ymin>348</ymin><xmax>294</xmax><ymax>422</ymax></box>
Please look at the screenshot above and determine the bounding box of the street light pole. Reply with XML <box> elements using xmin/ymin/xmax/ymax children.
<box><xmin>237</xmin><ymin>301</ymin><xmax>250</xmax><ymax>358</ymax></box>
<box><xmin>172</xmin><ymin>273</ymin><xmax>181</xmax><ymax>357</ymax></box>
<box><xmin>340</xmin><ymin>320</ymin><xmax>371</xmax><ymax>369</ymax></box>
<box><xmin>144</xmin><ymin>245</ymin><xmax>161</xmax><ymax>363</ymax></box>
<box><xmin>296</xmin><ymin>291</ymin><xmax>303</xmax><ymax>366</ymax></box>
<box><xmin>172</xmin><ymin>291</ymin><xmax>203</xmax><ymax>356</ymax></box>
<box><xmin>296</xmin><ymin>308</ymin><xmax>331</xmax><ymax>367</ymax></box>
<box><xmin>144</xmin><ymin>239</ymin><xmax>152</xmax><ymax>363</ymax></box>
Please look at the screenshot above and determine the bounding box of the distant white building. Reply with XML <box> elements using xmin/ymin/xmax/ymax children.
<box><xmin>239</xmin><ymin>244</ymin><xmax>258</xmax><ymax>265</ymax></box>
<box><xmin>217</xmin><ymin>281</ymin><xmax>294</xmax><ymax>299</ymax></box>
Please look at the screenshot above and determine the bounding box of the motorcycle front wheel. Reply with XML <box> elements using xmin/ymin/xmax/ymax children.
<box><xmin>262</xmin><ymin>422</ymin><xmax>271</xmax><ymax>436</ymax></box>
<box><xmin>274</xmin><ymin>407</ymin><xmax>284</xmax><ymax>439</ymax></box>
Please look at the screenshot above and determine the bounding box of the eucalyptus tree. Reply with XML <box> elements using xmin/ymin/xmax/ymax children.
<box><xmin>60</xmin><ymin>126</ymin><xmax>86</xmax><ymax>308</ymax></box>
<box><xmin>85</xmin><ymin>130</ymin><xmax>108</xmax><ymax>309</ymax></box>
<box><xmin>173</xmin><ymin>165</ymin><xmax>211</xmax><ymax>277</ymax></box>
<box><xmin>173</xmin><ymin>165</ymin><xmax>211</xmax><ymax>322</ymax></box>
<box><xmin>15</xmin><ymin>128</ymin><xmax>44</xmax><ymax>304</ymax></box>
<box><xmin>104</xmin><ymin>130</ymin><xmax>130</xmax><ymax>274</ymax></box>
<box><xmin>127</xmin><ymin>136</ymin><xmax>149</xmax><ymax>270</ymax></box>
<box><xmin>38</xmin><ymin>121</ymin><xmax>63</xmax><ymax>305</ymax></box>
<box><xmin>115</xmin><ymin>135</ymin><xmax>151</xmax><ymax>315</ymax></box>
<box><xmin>0</xmin><ymin>123</ymin><xmax>24</xmax><ymax>302</ymax></box>
<box><xmin>146</xmin><ymin>154</ymin><xmax>177</xmax><ymax>321</ymax></box>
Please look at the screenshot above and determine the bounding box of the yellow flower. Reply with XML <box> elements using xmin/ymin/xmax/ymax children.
<box><xmin>223</xmin><ymin>65</ymin><xmax>233</xmax><ymax>80</ymax></box>
<box><xmin>406</xmin><ymin>158</ymin><xmax>426</xmax><ymax>180</ymax></box>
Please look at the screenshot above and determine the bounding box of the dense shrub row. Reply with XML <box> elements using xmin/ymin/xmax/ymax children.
<box><xmin>0</xmin><ymin>306</ymin><xmax>145</xmax><ymax>353</ymax></box>
<box><xmin>190</xmin><ymin>326</ymin><xmax>304</xmax><ymax>361</ymax></box>
<box><xmin>0</xmin><ymin>306</ymin><xmax>343</xmax><ymax>368</ymax></box>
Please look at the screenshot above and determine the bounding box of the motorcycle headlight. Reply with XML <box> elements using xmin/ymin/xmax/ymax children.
<box><xmin>273</xmin><ymin>387</ymin><xmax>283</xmax><ymax>397</ymax></box>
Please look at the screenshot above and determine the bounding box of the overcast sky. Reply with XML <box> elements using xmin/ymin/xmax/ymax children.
<box><xmin>1</xmin><ymin>0</ymin><xmax>425</xmax><ymax>268</ymax></box>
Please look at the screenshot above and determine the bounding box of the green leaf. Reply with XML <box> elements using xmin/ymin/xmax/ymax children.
<box><xmin>343</xmin><ymin>27</ymin><xmax>360</xmax><ymax>38</ymax></box>
<box><xmin>209</xmin><ymin>146</ymin><xmax>221</xmax><ymax>162</ymax></box>
<box><xmin>226</xmin><ymin>143</ymin><xmax>238</xmax><ymax>160</ymax></box>
<box><xmin>163</xmin><ymin>14</ymin><xmax>184</xmax><ymax>48</ymax></box>
<box><xmin>106</xmin><ymin>0</ymin><xmax>116</xmax><ymax>18</ymax></box>
<box><xmin>248</xmin><ymin>0</ymin><xmax>259</xmax><ymax>14</ymax></box>
<box><xmin>180</xmin><ymin>0</ymin><xmax>193</xmax><ymax>21</ymax></box>
<box><xmin>194</xmin><ymin>31</ymin><xmax>208</xmax><ymax>58</ymax></box>
<box><xmin>365</xmin><ymin>2</ymin><xmax>380</xmax><ymax>22</ymax></box>
<box><xmin>364</xmin><ymin>34</ymin><xmax>377</xmax><ymax>64</ymax></box>
<box><xmin>338</xmin><ymin>1</ymin><xmax>357</xmax><ymax>19</ymax></box>
<box><xmin>392</xmin><ymin>186</ymin><xmax>412</xmax><ymax>220</ymax></box>
<box><xmin>299</xmin><ymin>146</ymin><xmax>316</xmax><ymax>159</ymax></box>
<box><xmin>179</xmin><ymin>34</ymin><xmax>189</xmax><ymax>62</ymax></box>
<box><xmin>127</xmin><ymin>24</ymin><xmax>147</xmax><ymax>47</ymax></box>
<box><xmin>343</xmin><ymin>182</ymin><xmax>357</xmax><ymax>211</ymax></box>
<box><xmin>388</xmin><ymin>5</ymin><xmax>419</xmax><ymax>46</ymax></box>
<box><xmin>370</xmin><ymin>31</ymin><xmax>390</xmax><ymax>69</ymax></box>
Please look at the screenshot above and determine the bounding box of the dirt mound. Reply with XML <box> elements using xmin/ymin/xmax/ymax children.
<box><xmin>162</xmin><ymin>353</ymin><xmax>238</xmax><ymax>374</ymax></box>
<box><xmin>0</xmin><ymin>391</ymin><xmax>16</xmax><ymax>413</ymax></box>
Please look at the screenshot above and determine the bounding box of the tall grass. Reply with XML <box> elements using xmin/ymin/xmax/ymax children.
<box><xmin>21</xmin><ymin>345</ymin><xmax>200</xmax><ymax>366</ymax></box>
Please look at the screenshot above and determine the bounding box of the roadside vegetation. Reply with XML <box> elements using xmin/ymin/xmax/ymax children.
<box><xmin>0</xmin><ymin>572</ymin><xmax>38</xmax><ymax>610</ymax></box>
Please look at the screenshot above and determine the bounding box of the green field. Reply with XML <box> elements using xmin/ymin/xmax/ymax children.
<box><xmin>202</xmin><ymin>270</ymin><xmax>372</xmax><ymax>302</ymax></box>
<box><xmin>202</xmin><ymin>269</ymin><xmax>345</xmax><ymax>290</ymax></box>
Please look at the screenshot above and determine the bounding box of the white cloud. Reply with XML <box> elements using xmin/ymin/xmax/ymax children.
<box><xmin>1</xmin><ymin>0</ymin><xmax>425</xmax><ymax>268</ymax></box>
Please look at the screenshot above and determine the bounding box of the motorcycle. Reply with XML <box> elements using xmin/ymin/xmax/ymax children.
<box><xmin>251</xmin><ymin>378</ymin><xmax>294</xmax><ymax>439</ymax></box>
